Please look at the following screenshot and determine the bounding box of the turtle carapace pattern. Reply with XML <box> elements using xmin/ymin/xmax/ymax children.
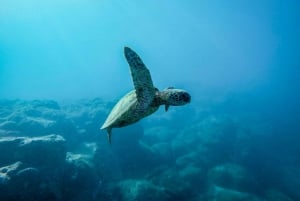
<box><xmin>100</xmin><ymin>47</ymin><xmax>191</xmax><ymax>143</ymax></box>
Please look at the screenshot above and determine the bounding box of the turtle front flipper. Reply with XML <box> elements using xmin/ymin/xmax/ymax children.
<box><xmin>124</xmin><ymin>47</ymin><xmax>156</xmax><ymax>110</ymax></box>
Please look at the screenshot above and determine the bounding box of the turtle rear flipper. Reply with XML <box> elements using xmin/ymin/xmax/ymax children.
<box><xmin>106</xmin><ymin>127</ymin><xmax>112</xmax><ymax>144</ymax></box>
<box><xmin>124</xmin><ymin>47</ymin><xmax>156</xmax><ymax>110</ymax></box>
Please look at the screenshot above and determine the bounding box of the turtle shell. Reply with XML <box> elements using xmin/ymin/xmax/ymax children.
<box><xmin>101</xmin><ymin>89</ymin><xmax>160</xmax><ymax>130</ymax></box>
<box><xmin>101</xmin><ymin>90</ymin><xmax>138</xmax><ymax>129</ymax></box>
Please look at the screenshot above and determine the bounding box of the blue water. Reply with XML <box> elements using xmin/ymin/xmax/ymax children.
<box><xmin>0</xmin><ymin>1</ymin><xmax>299</xmax><ymax>201</ymax></box>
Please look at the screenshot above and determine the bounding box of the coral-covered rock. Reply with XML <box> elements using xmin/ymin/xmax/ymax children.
<box><xmin>0</xmin><ymin>97</ymin><xmax>298</xmax><ymax>201</ymax></box>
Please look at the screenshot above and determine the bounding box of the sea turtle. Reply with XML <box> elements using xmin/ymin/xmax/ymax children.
<box><xmin>101</xmin><ymin>47</ymin><xmax>191</xmax><ymax>143</ymax></box>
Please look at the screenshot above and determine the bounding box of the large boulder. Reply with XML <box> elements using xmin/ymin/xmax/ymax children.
<box><xmin>0</xmin><ymin>135</ymin><xmax>69</xmax><ymax>201</ymax></box>
<box><xmin>207</xmin><ymin>185</ymin><xmax>262</xmax><ymax>201</ymax></box>
<box><xmin>0</xmin><ymin>100</ymin><xmax>66</xmax><ymax>137</ymax></box>
<box><xmin>61</xmin><ymin>98</ymin><xmax>109</xmax><ymax>143</ymax></box>
<box><xmin>0</xmin><ymin>134</ymin><xmax>66</xmax><ymax>167</ymax></box>
<box><xmin>149</xmin><ymin>165</ymin><xmax>206</xmax><ymax>200</ymax></box>
<box><xmin>208</xmin><ymin>163</ymin><xmax>256</xmax><ymax>193</ymax></box>
<box><xmin>264</xmin><ymin>189</ymin><xmax>294</xmax><ymax>201</ymax></box>
<box><xmin>0</xmin><ymin>161</ymin><xmax>23</xmax><ymax>185</ymax></box>
<box><xmin>101</xmin><ymin>125</ymin><xmax>162</xmax><ymax>178</ymax></box>
<box><xmin>62</xmin><ymin>152</ymin><xmax>99</xmax><ymax>201</ymax></box>
<box><xmin>116</xmin><ymin>179</ymin><xmax>171</xmax><ymax>201</ymax></box>
<box><xmin>0</xmin><ymin>160</ymin><xmax>61</xmax><ymax>201</ymax></box>
<box><xmin>280</xmin><ymin>166</ymin><xmax>300</xmax><ymax>200</ymax></box>
<box><xmin>0</xmin><ymin>161</ymin><xmax>40</xmax><ymax>200</ymax></box>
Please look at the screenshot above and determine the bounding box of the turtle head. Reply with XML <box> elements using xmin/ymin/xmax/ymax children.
<box><xmin>160</xmin><ymin>87</ymin><xmax>191</xmax><ymax>111</ymax></box>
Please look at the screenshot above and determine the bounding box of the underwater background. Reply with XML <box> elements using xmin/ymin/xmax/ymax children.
<box><xmin>0</xmin><ymin>1</ymin><xmax>299</xmax><ymax>201</ymax></box>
